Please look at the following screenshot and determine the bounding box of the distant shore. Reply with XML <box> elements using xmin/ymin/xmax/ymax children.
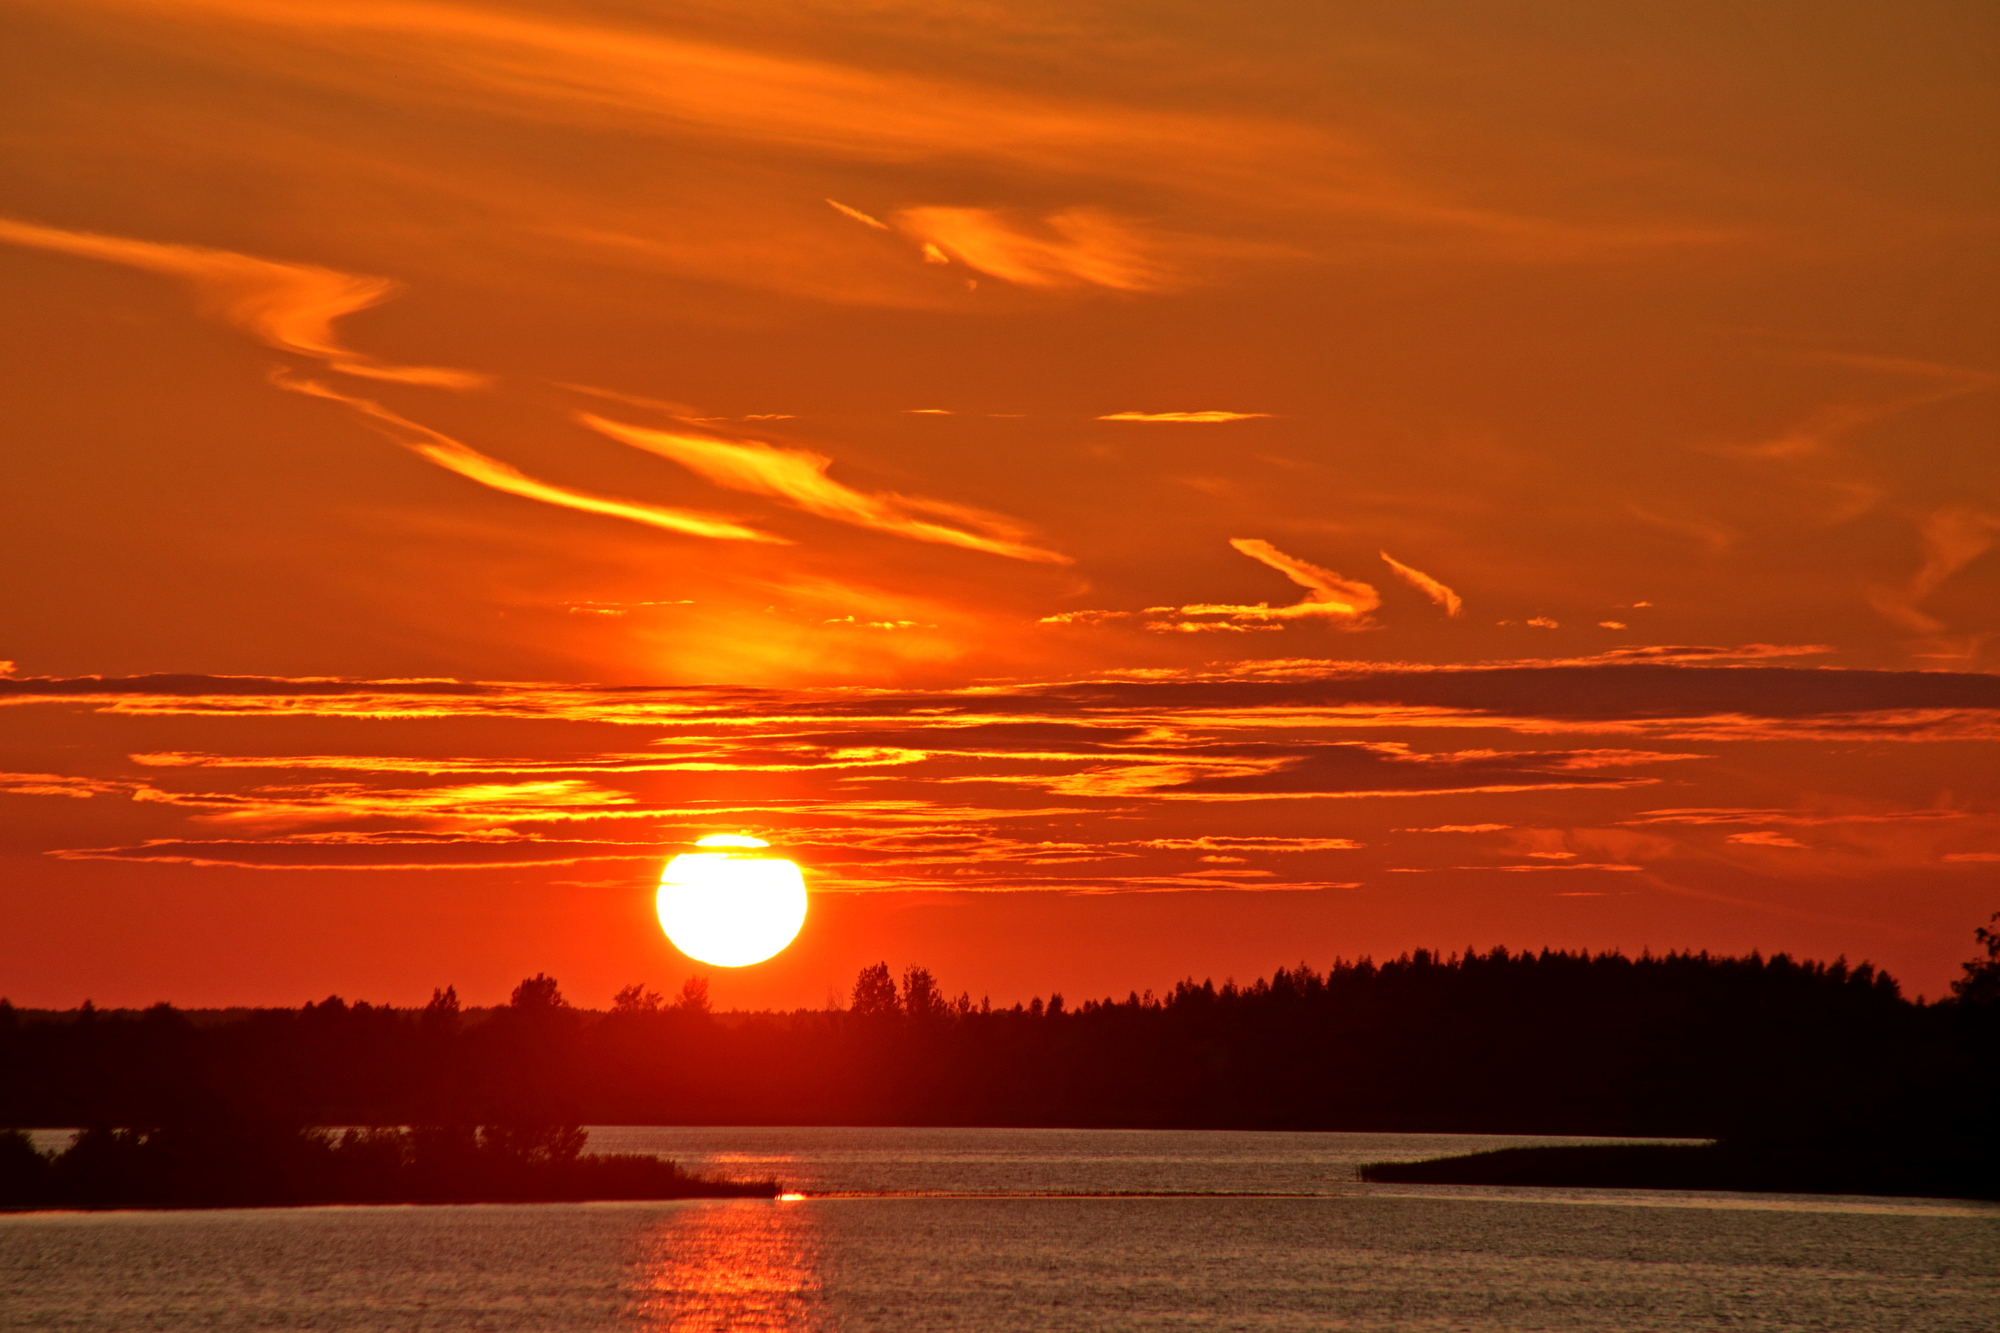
<box><xmin>1359</xmin><ymin>1141</ymin><xmax>2000</xmax><ymax>1202</ymax></box>
<box><xmin>0</xmin><ymin>1125</ymin><xmax>780</xmax><ymax>1210</ymax></box>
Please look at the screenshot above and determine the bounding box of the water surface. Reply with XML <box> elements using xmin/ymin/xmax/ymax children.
<box><xmin>4</xmin><ymin>1128</ymin><xmax>1993</xmax><ymax>1332</ymax></box>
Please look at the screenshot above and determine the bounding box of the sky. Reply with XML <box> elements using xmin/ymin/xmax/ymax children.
<box><xmin>2</xmin><ymin>0</ymin><xmax>1996</xmax><ymax>1009</ymax></box>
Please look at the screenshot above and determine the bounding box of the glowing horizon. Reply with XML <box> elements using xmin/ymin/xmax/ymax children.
<box><xmin>0</xmin><ymin>0</ymin><xmax>1993</xmax><ymax>1011</ymax></box>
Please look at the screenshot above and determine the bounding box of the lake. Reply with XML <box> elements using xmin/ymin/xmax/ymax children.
<box><xmin>3</xmin><ymin>1127</ymin><xmax>1995</xmax><ymax>1331</ymax></box>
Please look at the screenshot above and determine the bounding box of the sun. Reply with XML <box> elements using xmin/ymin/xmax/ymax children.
<box><xmin>656</xmin><ymin>834</ymin><xmax>808</xmax><ymax>967</ymax></box>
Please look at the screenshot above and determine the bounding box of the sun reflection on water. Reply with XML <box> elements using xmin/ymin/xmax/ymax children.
<box><xmin>624</xmin><ymin>1200</ymin><xmax>825</xmax><ymax>1332</ymax></box>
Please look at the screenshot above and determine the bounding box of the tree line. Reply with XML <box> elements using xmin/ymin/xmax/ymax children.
<box><xmin>4</xmin><ymin>926</ymin><xmax>1994</xmax><ymax>1149</ymax></box>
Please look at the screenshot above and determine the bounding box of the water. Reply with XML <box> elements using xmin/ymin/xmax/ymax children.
<box><xmin>3</xmin><ymin>1128</ymin><xmax>1994</xmax><ymax>1331</ymax></box>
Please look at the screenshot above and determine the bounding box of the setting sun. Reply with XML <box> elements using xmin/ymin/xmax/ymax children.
<box><xmin>657</xmin><ymin>835</ymin><xmax>808</xmax><ymax>967</ymax></box>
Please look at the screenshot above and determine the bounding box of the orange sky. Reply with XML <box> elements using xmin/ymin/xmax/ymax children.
<box><xmin>2</xmin><ymin>0</ymin><xmax>1996</xmax><ymax>1008</ymax></box>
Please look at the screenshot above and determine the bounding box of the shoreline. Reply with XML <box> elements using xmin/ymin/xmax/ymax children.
<box><xmin>1359</xmin><ymin>1142</ymin><xmax>2000</xmax><ymax>1203</ymax></box>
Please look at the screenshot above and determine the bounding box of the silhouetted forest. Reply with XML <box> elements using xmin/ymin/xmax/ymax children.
<box><xmin>6</xmin><ymin>928</ymin><xmax>1995</xmax><ymax>1159</ymax></box>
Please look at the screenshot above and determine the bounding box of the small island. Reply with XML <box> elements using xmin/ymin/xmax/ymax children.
<box><xmin>0</xmin><ymin>1123</ymin><xmax>780</xmax><ymax>1210</ymax></box>
<box><xmin>1359</xmin><ymin>1139</ymin><xmax>2000</xmax><ymax>1202</ymax></box>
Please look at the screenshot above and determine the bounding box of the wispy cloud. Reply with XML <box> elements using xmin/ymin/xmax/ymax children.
<box><xmin>1623</xmin><ymin>807</ymin><xmax>1969</xmax><ymax>828</ymax></box>
<box><xmin>1179</xmin><ymin>538</ymin><xmax>1381</xmax><ymax>626</ymax></box>
<box><xmin>1722</xmin><ymin>353</ymin><xmax>1996</xmax><ymax>464</ymax></box>
<box><xmin>896</xmin><ymin>207</ymin><xmax>1174</xmax><ymax>291</ymax></box>
<box><xmin>279</xmin><ymin>378</ymin><xmax>783</xmax><ymax>543</ymax></box>
<box><xmin>0</xmin><ymin>216</ymin><xmax>484</xmax><ymax>388</ymax></box>
<box><xmin>1867</xmin><ymin>505</ymin><xmax>2000</xmax><ymax>635</ymax></box>
<box><xmin>1097</xmin><ymin>411</ymin><xmax>1273</xmax><ymax>423</ymax></box>
<box><xmin>93</xmin><ymin>0</ymin><xmax>1737</xmax><ymax>266</ymax></box>
<box><xmin>824</xmin><ymin>198</ymin><xmax>888</xmax><ymax>230</ymax></box>
<box><xmin>0</xmin><ymin>772</ymin><xmax>128</xmax><ymax>798</ymax></box>
<box><xmin>579</xmin><ymin>414</ymin><xmax>1068</xmax><ymax>562</ymax></box>
<box><xmin>1379</xmin><ymin>551</ymin><xmax>1462</xmax><ymax>616</ymax></box>
<box><xmin>1042</xmin><ymin>540</ymin><xmax>1383</xmax><ymax>633</ymax></box>
<box><xmin>1727</xmin><ymin>831</ymin><xmax>1808</xmax><ymax>848</ymax></box>
<box><xmin>1136</xmin><ymin>836</ymin><xmax>1364</xmax><ymax>852</ymax></box>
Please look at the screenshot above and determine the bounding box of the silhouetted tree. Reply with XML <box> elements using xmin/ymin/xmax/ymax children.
<box><xmin>1950</xmin><ymin>910</ymin><xmax>2000</xmax><ymax>1005</ymax></box>
<box><xmin>510</xmin><ymin>974</ymin><xmax>568</xmax><ymax>1010</ymax></box>
<box><xmin>673</xmin><ymin>977</ymin><xmax>710</xmax><ymax>1014</ymax></box>
<box><xmin>851</xmin><ymin>962</ymin><xmax>899</xmax><ymax>1018</ymax></box>
<box><xmin>613</xmin><ymin>984</ymin><xmax>663</xmax><ymax>1014</ymax></box>
<box><xmin>424</xmin><ymin>986</ymin><xmax>460</xmax><ymax>1019</ymax></box>
<box><xmin>901</xmin><ymin>966</ymin><xmax>945</xmax><ymax>1020</ymax></box>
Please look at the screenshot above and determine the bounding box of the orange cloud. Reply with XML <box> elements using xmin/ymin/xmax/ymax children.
<box><xmin>1051</xmin><ymin>544</ymin><xmax>1384</xmax><ymax>634</ymax></box>
<box><xmin>0</xmin><ymin>772</ymin><xmax>127</xmax><ymax>798</ymax></box>
<box><xmin>1136</xmin><ymin>836</ymin><xmax>1364</xmax><ymax>852</ymax></box>
<box><xmin>1868</xmin><ymin>505</ymin><xmax>2000</xmax><ymax>635</ymax></box>
<box><xmin>1728</xmin><ymin>831</ymin><xmax>1808</xmax><ymax>848</ymax></box>
<box><xmin>896</xmin><ymin>207</ymin><xmax>1174</xmax><ymax>291</ymax></box>
<box><xmin>138</xmin><ymin>778</ymin><xmax>638</xmax><ymax>829</ymax></box>
<box><xmin>1097</xmin><ymin>411</ymin><xmax>1274</xmax><ymax>423</ymax></box>
<box><xmin>1379</xmin><ymin>551</ymin><xmax>1463</xmax><ymax>616</ymax></box>
<box><xmin>1171</xmin><ymin>539</ymin><xmax>1380</xmax><ymax>626</ymax></box>
<box><xmin>578</xmin><ymin>414</ymin><xmax>1068</xmax><ymax>562</ymax></box>
<box><xmin>824</xmin><ymin>198</ymin><xmax>887</xmax><ymax>230</ymax></box>
<box><xmin>279</xmin><ymin>378</ymin><xmax>782</xmax><ymax>544</ymax></box>
<box><xmin>0</xmin><ymin>216</ymin><xmax>483</xmax><ymax>388</ymax></box>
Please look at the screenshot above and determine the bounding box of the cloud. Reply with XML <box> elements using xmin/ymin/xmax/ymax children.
<box><xmin>1097</xmin><ymin>411</ymin><xmax>1273</xmax><ymax>423</ymax></box>
<box><xmin>1564</xmin><ymin>644</ymin><xmax>1834</xmax><ymax>664</ymax></box>
<box><xmin>824</xmin><ymin>198</ymin><xmax>888</xmax><ymax>230</ymax></box>
<box><xmin>10</xmin><ymin>659</ymin><xmax>2000</xmax><ymax>734</ymax></box>
<box><xmin>1055</xmin><ymin>541</ymin><xmax>1385</xmax><ymax>635</ymax></box>
<box><xmin>1136</xmin><ymin>836</ymin><xmax>1364</xmax><ymax>852</ymax></box>
<box><xmin>1722</xmin><ymin>352</ymin><xmax>1996</xmax><ymax>464</ymax></box>
<box><xmin>1727</xmin><ymin>830</ymin><xmax>1808</xmax><ymax>849</ymax></box>
<box><xmin>896</xmin><ymin>207</ymin><xmax>1174</xmax><ymax>291</ymax></box>
<box><xmin>1163</xmin><ymin>539</ymin><xmax>1379</xmax><ymax>628</ymax></box>
<box><xmin>1038</xmin><ymin>610</ymin><xmax>1136</xmax><ymax>627</ymax></box>
<box><xmin>6</xmin><ymin>660</ymin><xmax>1999</xmax><ymax>892</ymax></box>
<box><xmin>579</xmin><ymin>413</ymin><xmax>1068</xmax><ymax>562</ymax></box>
<box><xmin>0</xmin><ymin>216</ymin><xmax>484</xmax><ymax>388</ymax></box>
<box><xmin>55</xmin><ymin>0</ymin><xmax>1742</xmax><ymax>275</ymax></box>
<box><xmin>1378</xmin><ymin>551</ymin><xmax>1462</xmax><ymax>616</ymax></box>
<box><xmin>1623</xmin><ymin>807</ymin><xmax>1968</xmax><ymax>829</ymax></box>
<box><xmin>0</xmin><ymin>772</ymin><xmax>128</xmax><ymax>798</ymax></box>
<box><xmin>124</xmin><ymin>777</ymin><xmax>641</xmax><ymax>829</ymax></box>
<box><xmin>1137</xmin><ymin>742</ymin><xmax>1694</xmax><ymax>799</ymax></box>
<box><xmin>1867</xmin><ymin>505</ymin><xmax>2000</xmax><ymax>635</ymax></box>
<box><xmin>276</xmin><ymin>378</ymin><xmax>783</xmax><ymax>543</ymax></box>
<box><xmin>50</xmin><ymin>830</ymin><xmax>660</xmax><ymax>871</ymax></box>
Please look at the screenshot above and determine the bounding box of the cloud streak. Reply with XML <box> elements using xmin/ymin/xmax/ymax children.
<box><xmin>824</xmin><ymin>198</ymin><xmax>888</xmax><ymax>230</ymax></box>
<box><xmin>1379</xmin><ymin>551</ymin><xmax>1462</xmax><ymax>617</ymax></box>
<box><xmin>1182</xmin><ymin>539</ymin><xmax>1382</xmax><ymax>626</ymax></box>
<box><xmin>1868</xmin><ymin>505</ymin><xmax>2000</xmax><ymax>635</ymax></box>
<box><xmin>0</xmin><ymin>216</ymin><xmax>483</xmax><ymax>387</ymax></box>
<box><xmin>280</xmin><ymin>378</ymin><xmax>783</xmax><ymax>543</ymax></box>
<box><xmin>579</xmin><ymin>414</ymin><xmax>1067</xmax><ymax>562</ymax></box>
<box><xmin>895</xmin><ymin>207</ymin><xmax>1175</xmax><ymax>291</ymax></box>
<box><xmin>1097</xmin><ymin>411</ymin><xmax>1273</xmax><ymax>423</ymax></box>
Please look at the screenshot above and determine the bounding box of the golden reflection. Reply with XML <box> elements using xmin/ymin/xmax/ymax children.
<box><xmin>625</xmin><ymin>1199</ymin><xmax>825</xmax><ymax>1333</ymax></box>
